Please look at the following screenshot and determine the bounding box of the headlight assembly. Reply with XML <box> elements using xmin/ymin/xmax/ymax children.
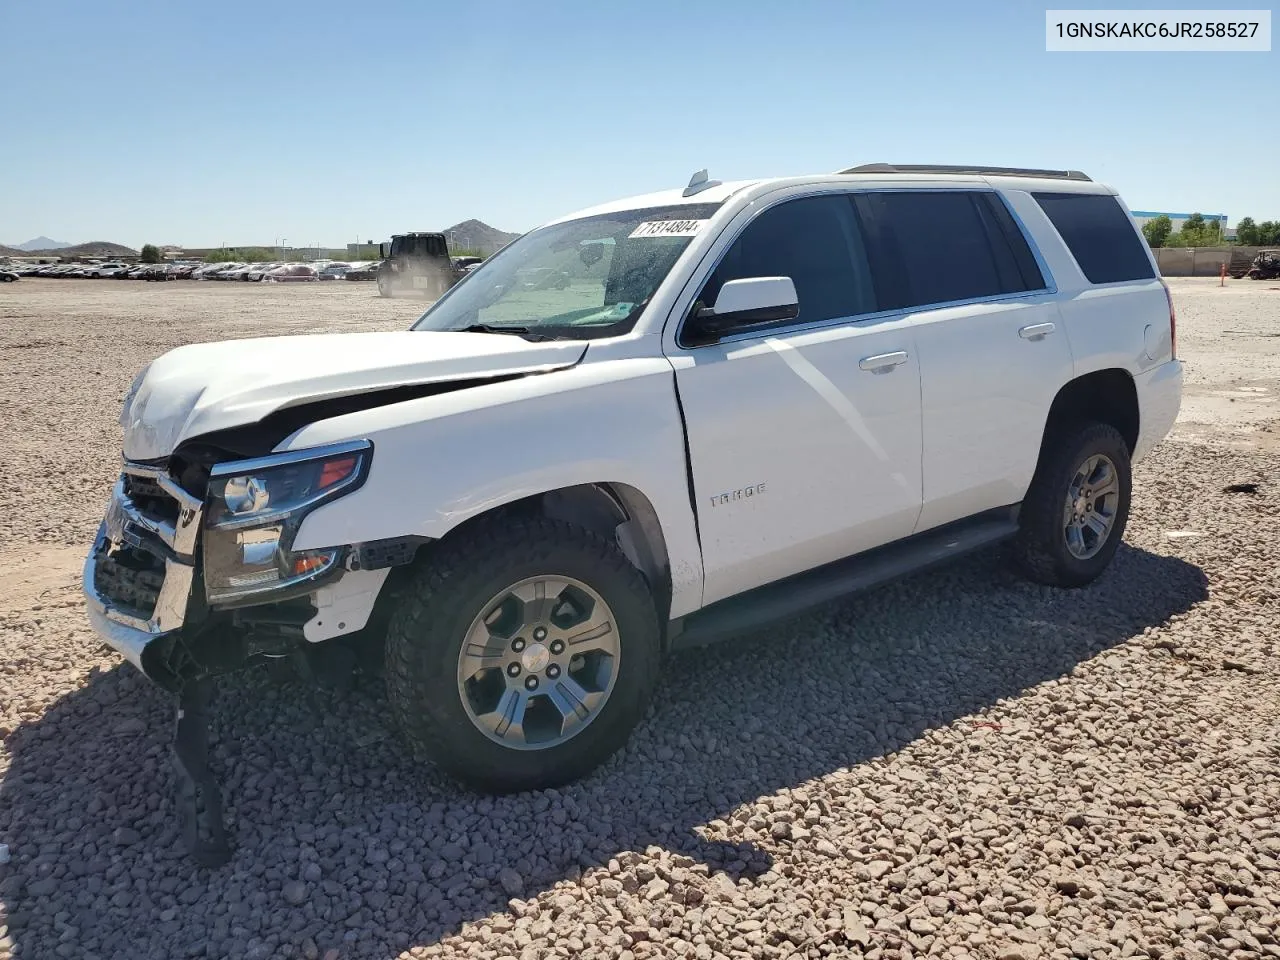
<box><xmin>202</xmin><ymin>439</ymin><xmax>372</xmax><ymax>606</ymax></box>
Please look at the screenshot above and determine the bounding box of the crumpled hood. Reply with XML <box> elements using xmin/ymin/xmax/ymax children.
<box><xmin>121</xmin><ymin>330</ymin><xmax>587</xmax><ymax>461</ymax></box>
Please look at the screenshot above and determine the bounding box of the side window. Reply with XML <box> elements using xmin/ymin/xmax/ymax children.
<box><xmin>1032</xmin><ymin>192</ymin><xmax>1155</xmax><ymax>285</ymax></box>
<box><xmin>697</xmin><ymin>194</ymin><xmax>878</xmax><ymax>331</ymax></box>
<box><xmin>855</xmin><ymin>191</ymin><xmax>1036</xmax><ymax>310</ymax></box>
<box><xmin>976</xmin><ymin>193</ymin><xmax>1046</xmax><ymax>292</ymax></box>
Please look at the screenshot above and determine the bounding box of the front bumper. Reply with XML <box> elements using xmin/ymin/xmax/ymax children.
<box><xmin>82</xmin><ymin>461</ymin><xmax>204</xmax><ymax>689</ymax></box>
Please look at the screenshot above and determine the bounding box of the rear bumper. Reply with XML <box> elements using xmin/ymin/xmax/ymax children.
<box><xmin>1133</xmin><ymin>359</ymin><xmax>1183</xmax><ymax>463</ymax></box>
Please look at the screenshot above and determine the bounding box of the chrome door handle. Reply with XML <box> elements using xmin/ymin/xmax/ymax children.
<box><xmin>1019</xmin><ymin>322</ymin><xmax>1056</xmax><ymax>341</ymax></box>
<box><xmin>858</xmin><ymin>351</ymin><xmax>909</xmax><ymax>373</ymax></box>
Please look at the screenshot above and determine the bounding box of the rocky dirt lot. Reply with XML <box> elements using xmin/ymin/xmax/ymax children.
<box><xmin>0</xmin><ymin>277</ymin><xmax>1277</xmax><ymax>960</ymax></box>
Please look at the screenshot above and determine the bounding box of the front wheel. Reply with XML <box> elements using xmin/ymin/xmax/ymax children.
<box><xmin>385</xmin><ymin>516</ymin><xmax>660</xmax><ymax>793</ymax></box>
<box><xmin>377</xmin><ymin>273</ymin><xmax>393</xmax><ymax>297</ymax></box>
<box><xmin>1011</xmin><ymin>421</ymin><xmax>1132</xmax><ymax>588</ymax></box>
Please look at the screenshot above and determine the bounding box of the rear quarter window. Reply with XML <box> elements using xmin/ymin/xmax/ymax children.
<box><xmin>1032</xmin><ymin>192</ymin><xmax>1155</xmax><ymax>285</ymax></box>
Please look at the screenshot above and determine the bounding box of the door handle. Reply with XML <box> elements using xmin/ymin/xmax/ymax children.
<box><xmin>1018</xmin><ymin>322</ymin><xmax>1056</xmax><ymax>341</ymax></box>
<box><xmin>858</xmin><ymin>351</ymin><xmax>909</xmax><ymax>372</ymax></box>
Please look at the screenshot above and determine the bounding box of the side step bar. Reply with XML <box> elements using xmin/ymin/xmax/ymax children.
<box><xmin>671</xmin><ymin>506</ymin><xmax>1020</xmax><ymax>650</ymax></box>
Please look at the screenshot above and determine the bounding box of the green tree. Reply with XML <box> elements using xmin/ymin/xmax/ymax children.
<box><xmin>1257</xmin><ymin>221</ymin><xmax>1280</xmax><ymax>246</ymax></box>
<box><xmin>1235</xmin><ymin>217</ymin><xmax>1258</xmax><ymax>246</ymax></box>
<box><xmin>1164</xmin><ymin>214</ymin><xmax>1226</xmax><ymax>248</ymax></box>
<box><xmin>1142</xmin><ymin>215</ymin><xmax>1172</xmax><ymax>248</ymax></box>
<box><xmin>204</xmin><ymin>247</ymin><xmax>278</xmax><ymax>263</ymax></box>
<box><xmin>140</xmin><ymin>244</ymin><xmax>161</xmax><ymax>264</ymax></box>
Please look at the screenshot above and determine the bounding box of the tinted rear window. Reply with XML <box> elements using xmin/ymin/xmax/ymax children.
<box><xmin>854</xmin><ymin>191</ymin><xmax>1044</xmax><ymax>310</ymax></box>
<box><xmin>1032</xmin><ymin>192</ymin><xmax>1155</xmax><ymax>284</ymax></box>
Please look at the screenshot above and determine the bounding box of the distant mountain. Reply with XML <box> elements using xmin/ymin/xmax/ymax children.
<box><xmin>56</xmin><ymin>241</ymin><xmax>139</xmax><ymax>258</ymax></box>
<box><xmin>443</xmin><ymin>220</ymin><xmax>521</xmax><ymax>257</ymax></box>
<box><xmin>0</xmin><ymin>244</ymin><xmax>29</xmax><ymax>258</ymax></box>
<box><xmin>17</xmin><ymin>236</ymin><xmax>71</xmax><ymax>251</ymax></box>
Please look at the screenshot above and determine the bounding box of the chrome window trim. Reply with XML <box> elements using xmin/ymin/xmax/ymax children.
<box><xmin>669</xmin><ymin>185</ymin><xmax>1059</xmax><ymax>351</ymax></box>
<box><xmin>701</xmin><ymin>289</ymin><xmax>1063</xmax><ymax>348</ymax></box>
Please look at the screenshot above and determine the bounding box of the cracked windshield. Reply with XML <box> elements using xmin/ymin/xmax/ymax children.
<box><xmin>413</xmin><ymin>203</ymin><xmax>721</xmax><ymax>338</ymax></box>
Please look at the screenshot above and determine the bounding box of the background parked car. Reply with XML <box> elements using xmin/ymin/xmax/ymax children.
<box><xmin>214</xmin><ymin>263</ymin><xmax>249</xmax><ymax>280</ymax></box>
<box><xmin>244</xmin><ymin>262</ymin><xmax>280</xmax><ymax>281</ymax></box>
<box><xmin>0</xmin><ymin>269</ymin><xmax>19</xmax><ymax>282</ymax></box>
<box><xmin>266</xmin><ymin>264</ymin><xmax>317</xmax><ymax>282</ymax></box>
<box><xmin>316</xmin><ymin>262</ymin><xmax>351</xmax><ymax>281</ymax></box>
<box><xmin>343</xmin><ymin>261</ymin><xmax>381</xmax><ymax>281</ymax></box>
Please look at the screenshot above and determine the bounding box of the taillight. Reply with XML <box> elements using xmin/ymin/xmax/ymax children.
<box><xmin>1161</xmin><ymin>279</ymin><xmax>1177</xmax><ymax>360</ymax></box>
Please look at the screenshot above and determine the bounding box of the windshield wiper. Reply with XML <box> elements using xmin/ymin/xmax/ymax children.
<box><xmin>456</xmin><ymin>323</ymin><xmax>562</xmax><ymax>342</ymax></box>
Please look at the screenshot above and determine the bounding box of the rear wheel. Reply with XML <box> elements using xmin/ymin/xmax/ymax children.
<box><xmin>1011</xmin><ymin>421</ymin><xmax>1131</xmax><ymax>588</ymax></box>
<box><xmin>385</xmin><ymin>516</ymin><xmax>660</xmax><ymax>793</ymax></box>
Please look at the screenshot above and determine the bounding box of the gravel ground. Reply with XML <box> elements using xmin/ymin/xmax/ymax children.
<box><xmin>1</xmin><ymin>277</ymin><xmax>1277</xmax><ymax>960</ymax></box>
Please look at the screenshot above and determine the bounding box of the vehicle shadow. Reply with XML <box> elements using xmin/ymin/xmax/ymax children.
<box><xmin>0</xmin><ymin>544</ymin><xmax>1207</xmax><ymax>959</ymax></box>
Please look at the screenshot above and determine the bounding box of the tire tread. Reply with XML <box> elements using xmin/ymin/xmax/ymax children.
<box><xmin>1012</xmin><ymin>421</ymin><xmax>1132</xmax><ymax>588</ymax></box>
<box><xmin>384</xmin><ymin>514</ymin><xmax>659</xmax><ymax>793</ymax></box>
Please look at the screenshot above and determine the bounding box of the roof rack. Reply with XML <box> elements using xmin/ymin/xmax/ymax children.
<box><xmin>839</xmin><ymin>163</ymin><xmax>1092</xmax><ymax>182</ymax></box>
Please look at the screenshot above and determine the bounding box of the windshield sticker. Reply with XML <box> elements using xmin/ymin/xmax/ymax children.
<box><xmin>628</xmin><ymin>219</ymin><xmax>709</xmax><ymax>239</ymax></box>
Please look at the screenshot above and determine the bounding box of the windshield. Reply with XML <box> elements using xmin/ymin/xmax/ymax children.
<box><xmin>411</xmin><ymin>202</ymin><xmax>722</xmax><ymax>340</ymax></box>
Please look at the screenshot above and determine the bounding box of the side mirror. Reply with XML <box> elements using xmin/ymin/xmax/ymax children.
<box><xmin>378</xmin><ymin>243</ymin><xmax>389</xmax><ymax>259</ymax></box>
<box><xmin>684</xmin><ymin>277</ymin><xmax>799</xmax><ymax>344</ymax></box>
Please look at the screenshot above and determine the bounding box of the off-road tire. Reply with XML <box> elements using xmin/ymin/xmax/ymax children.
<box><xmin>377</xmin><ymin>273</ymin><xmax>393</xmax><ymax>298</ymax></box>
<box><xmin>385</xmin><ymin>515</ymin><xmax>661</xmax><ymax>793</ymax></box>
<box><xmin>1011</xmin><ymin>421</ymin><xmax>1132</xmax><ymax>588</ymax></box>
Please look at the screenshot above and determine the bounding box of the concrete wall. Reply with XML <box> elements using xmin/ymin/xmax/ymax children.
<box><xmin>1154</xmin><ymin>246</ymin><xmax>1264</xmax><ymax>277</ymax></box>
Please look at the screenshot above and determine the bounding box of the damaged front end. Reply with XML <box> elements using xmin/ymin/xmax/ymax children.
<box><xmin>82</xmin><ymin>438</ymin><xmax>410</xmax><ymax>865</ymax></box>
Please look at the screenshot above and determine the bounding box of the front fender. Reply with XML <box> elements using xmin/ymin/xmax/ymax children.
<box><xmin>284</xmin><ymin>357</ymin><xmax>704</xmax><ymax>616</ymax></box>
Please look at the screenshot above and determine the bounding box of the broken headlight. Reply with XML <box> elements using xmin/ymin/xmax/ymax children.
<box><xmin>202</xmin><ymin>439</ymin><xmax>372</xmax><ymax>606</ymax></box>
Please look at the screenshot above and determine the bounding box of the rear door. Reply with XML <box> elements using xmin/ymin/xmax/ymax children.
<box><xmin>854</xmin><ymin>189</ymin><xmax>1074</xmax><ymax>532</ymax></box>
<box><xmin>666</xmin><ymin>192</ymin><xmax>924</xmax><ymax>607</ymax></box>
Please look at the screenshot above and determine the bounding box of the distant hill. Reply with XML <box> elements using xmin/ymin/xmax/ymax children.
<box><xmin>443</xmin><ymin>220</ymin><xmax>521</xmax><ymax>256</ymax></box>
<box><xmin>36</xmin><ymin>241</ymin><xmax>138</xmax><ymax>258</ymax></box>
<box><xmin>0</xmin><ymin>244</ymin><xmax>29</xmax><ymax>258</ymax></box>
<box><xmin>17</xmin><ymin>236</ymin><xmax>71</xmax><ymax>251</ymax></box>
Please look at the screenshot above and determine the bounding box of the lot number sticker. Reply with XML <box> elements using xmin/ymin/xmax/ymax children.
<box><xmin>629</xmin><ymin>219</ymin><xmax>708</xmax><ymax>239</ymax></box>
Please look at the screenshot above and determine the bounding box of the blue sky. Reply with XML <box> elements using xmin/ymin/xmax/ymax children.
<box><xmin>2</xmin><ymin>0</ymin><xmax>1276</xmax><ymax>249</ymax></box>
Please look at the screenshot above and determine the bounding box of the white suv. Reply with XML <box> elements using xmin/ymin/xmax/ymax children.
<box><xmin>84</xmin><ymin>163</ymin><xmax>1181</xmax><ymax>859</ymax></box>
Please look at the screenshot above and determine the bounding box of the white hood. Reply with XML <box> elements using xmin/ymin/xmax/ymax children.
<box><xmin>120</xmin><ymin>330</ymin><xmax>587</xmax><ymax>461</ymax></box>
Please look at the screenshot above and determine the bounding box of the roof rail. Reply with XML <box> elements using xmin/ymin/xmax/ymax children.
<box><xmin>839</xmin><ymin>163</ymin><xmax>1092</xmax><ymax>182</ymax></box>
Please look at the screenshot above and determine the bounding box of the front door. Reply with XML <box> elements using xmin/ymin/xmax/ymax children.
<box><xmin>666</xmin><ymin>193</ymin><xmax>924</xmax><ymax>607</ymax></box>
